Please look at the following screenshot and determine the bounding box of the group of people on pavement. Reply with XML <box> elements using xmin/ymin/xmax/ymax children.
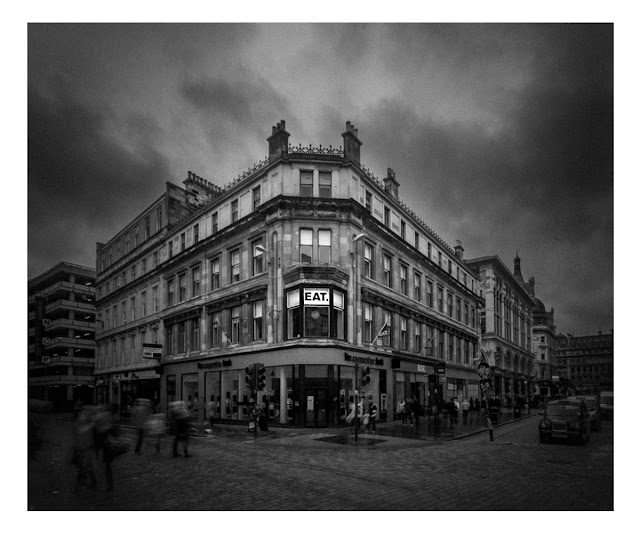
<box><xmin>395</xmin><ymin>395</ymin><xmax>423</xmax><ymax>427</ymax></box>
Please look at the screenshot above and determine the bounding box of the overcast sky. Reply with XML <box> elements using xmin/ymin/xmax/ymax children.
<box><xmin>27</xmin><ymin>22</ymin><xmax>613</xmax><ymax>336</ymax></box>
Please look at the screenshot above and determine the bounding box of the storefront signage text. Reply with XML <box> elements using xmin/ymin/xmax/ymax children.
<box><xmin>304</xmin><ymin>288</ymin><xmax>330</xmax><ymax>305</ymax></box>
<box><xmin>344</xmin><ymin>353</ymin><xmax>384</xmax><ymax>366</ymax></box>
<box><xmin>197</xmin><ymin>359</ymin><xmax>232</xmax><ymax>369</ymax></box>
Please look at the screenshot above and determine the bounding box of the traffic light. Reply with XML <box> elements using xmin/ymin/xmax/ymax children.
<box><xmin>245</xmin><ymin>365</ymin><xmax>255</xmax><ymax>389</ymax></box>
<box><xmin>256</xmin><ymin>365</ymin><xmax>266</xmax><ymax>390</ymax></box>
<box><xmin>361</xmin><ymin>366</ymin><xmax>371</xmax><ymax>387</ymax></box>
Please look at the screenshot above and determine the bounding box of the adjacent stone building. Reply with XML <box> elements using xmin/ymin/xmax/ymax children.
<box><xmin>466</xmin><ymin>254</ymin><xmax>536</xmax><ymax>400</ymax></box>
<box><xmin>94</xmin><ymin>120</ymin><xmax>483</xmax><ymax>426</ymax></box>
<box><xmin>555</xmin><ymin>331</ymin><xmax>613</xmax><ymax>394</ymax></box>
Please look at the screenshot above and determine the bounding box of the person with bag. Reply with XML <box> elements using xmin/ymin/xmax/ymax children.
<box><xmin>396</xmin><ymin>398</ymin><xmax>406</xmax><ymax>424</ymax></box>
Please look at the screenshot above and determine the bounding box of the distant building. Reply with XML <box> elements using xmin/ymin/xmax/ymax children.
<box><xmin>556</xmin><ymin>331</ymin><xmax>613</xmax><ymax>394</ymax></box>
<box><xmin>527</xmin><ymin>277</ymin><xmax>558</xmax><ymax>398</ymax></box>
<box><xmin>466</xmin><ymin>254</ymin><xmax>536</xmax><ymax>400</ymax></box>
<box><xmin>28</xmin><ymin>262</ymin><xmax>96</xmax><ymax>410</ymax></box>
<box><xmin>94</xmin><ymin>120</ymin><xmax>483</xmax><ymax>426</ymax></box>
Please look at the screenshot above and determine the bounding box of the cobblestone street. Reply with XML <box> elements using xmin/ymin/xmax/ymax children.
<box><xmin>27</xmin><ymin>411</ymin><xmax>613</xmax><ymax>511</ymax></box>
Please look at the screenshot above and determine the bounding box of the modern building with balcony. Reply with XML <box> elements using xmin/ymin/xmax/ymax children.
<box><xmin>466</xmin><ymin>254</ymin><xmax>536</xmax><ymax>401</ymax></box>
<box><xmin>94</xmin><ymin>120</ymin><xmax>483</xmax><ymax>427</ymax></box>
<box><xmin>28</xmin><ymin>262</ymin><xmax>96</xmax><ymax>410</ymax></box>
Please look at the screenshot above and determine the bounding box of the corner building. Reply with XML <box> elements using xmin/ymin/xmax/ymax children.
<box><xmin>94</xmin><ymin>121</ymin><xmax>483</xmax><ymax>426</ymax></box>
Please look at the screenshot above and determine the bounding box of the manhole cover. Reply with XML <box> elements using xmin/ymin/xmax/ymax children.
<box><xmin>315</xmin><ymin>435</ymin><xmax>386</xmax><ymax>446</ymax></box>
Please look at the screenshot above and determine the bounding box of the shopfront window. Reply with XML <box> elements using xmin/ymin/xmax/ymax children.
<box><xmin>287</xmin><ymin>290</ymin><xmax>301</xmax><ymax>339</ymax></box>
<box><xmin>331</xmin><ymin>291</ymin><xmax>345</xmax><ymax>339</ymax></box>
<box><xmin>286</xmin><ymin>287</ymin><xmax>346</xmax><ymax>340</ymax></box>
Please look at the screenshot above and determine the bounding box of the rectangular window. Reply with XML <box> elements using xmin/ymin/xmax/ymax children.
<box><xmin>192</xmin><ymin>265</ymin><xmax>201</xmax><ymax>296</ymax></box>
<box><xmin>363</xmin><ymin>302</ymin><xmax>373</xmax><ymax>343</ymax></box>
<box><xmin>191</xmin><ymin>318</ymin><xmax>200</xmax><ymax>351</ymax></box>
<box><xmin>364</xmin><ymin>243</ymin><xmax>373</xmax><ymax>279</ymax></box>
<box><xmin>152</xmin><ymin>285</ymin><xmax>159</xmax><ymax>312</ymax></box>
<box><xmin>166</xmin><ymin>326</ymin><xmax>174</xmax><ymax>355</ymax></box>
<box><xmin>156</xmin><ymin>206</ymin><xmax>162</xmax><ymax>232</ymax></box>
<box><xmin>231</xmin><ymin>306</ymin><xmax>240</xmax><ymax>344</ymax></box>
<box><xmin>365</xmin><ymin>191</ymin><xmax>372</xmax><ymax>212</ymax></box>
<box><xmin>383</xmin><ymin>254</ymin><xmax>392</xmax><ymax>288</ymax></box>
<box><xmin>231</xmin><ymin>200</ymin><xmax>239</xmax><ymax>223</ymax></box>
<box><xmin>400</xmin><ymin>316</ymin><xmax>407</xmax><ymax>350</ymax></box>
<box><xmin>464</xmin><ymin>303</ymin><xmax>469</xmax><ymax>325</ymax></box>
<box><xmin>471</xmin><ymin>307</ymin><xmax>476</xmax><ymax>329</ymax></box>
<box><xmin>456</xmin><ymin>298</ymin><xmax>462</xmax><ymax>322</ymax></box>
<box><xmin>332</xmin><ymin>291</ymin><xmax>345</xmax><ymax>339</ymax></box>
<box><xmin>426</xmin><ymin>280</ymin><xmax>433</xmax><ymax>308</ymax></box>
<box><xmin>179</xmin><ymin>273</ymin><xmax>187</xmax><ymax>301</ymax></box>
<box><xmin>300</xmin><ymin>229</ymin><xmax>313</xmax><ymax>263</ymax></box>
<box><xmin>415</xmin><ymin>231</ymin><xmax>420</xmax><ymax>249</ymax></box>
<box><xmin>193</xmin><ymin>224</ymin><xmax>199</xmax><ymax>244</ymax></box>
<box><xmin>448</xmin><ymin>334</ymin><xmax>453</xmax><ymax>361</ymax></box>
<box><xmin>438</xmin><ymin>251</ymin><xmax>442</xmax><ymax>268</ymax></box>
<box><xmin>384</xmin><ymin>206</ymin><xmax>390</xmax><ymax>227</ymax></box>
<box><xmin>287</xmin><ymin>290</ymin><xmax>301</xmax><ymax>339</ymax></box>
<box><xmin>178</xmin><ymin>322</ymin><xmax>186</xmax><ymax>353</ymax></box>
<box><xmin>167</xmin><ymin>278</ymin><xmax>175</xmax><ymax>306</ymax></box>
<box><xmin>211</xmin><ymin>257</ymin><xmax>220</xmax><ymax>290</ymax></box>
<box><xmin>211</xmin><ymin>212</ymin><xmax>218</xmax><ymax>233</ymax></box>
<box><xmin>130</xmin><ymin>296</ymin><xmax>136</xmax><ymax>321</ymax></box>
<box><xmin>141</xmin><ymin>291</ymin><xmax>147</xmax><ymax>317</ymax></box>
<box><xmin>318</xmin><ymin>230</ymin><xmax>331</xmax><ymax>263</ymax></box>
<box><xmin>400</xmin><ymin>220</ymin><xmax>406</xmax><ymax>240</ymax></box>
<box><xmin>181</xmin><ymin>232</ymin><xmax>186</xmax><ymax>252</ymax></box>
<box><xmin>447</xmin><ymin>293</ymin><xmax>453</xmax><ymax>317</ymax></box>
<box><xmin>145</xmin><ymin>216</ymin><xmax>151</xmax><ymax>239</ymax></box>
<box><xmin>253</xmin><ymin>301</ymin><xmax>264</xmax><ymax>341</ymax></box>
<box><xmin>153</xmin><ymin>251</ymin><xmax>158</xmax><ymax>269</ymax></box>
<box><xmin>414</xmin><ymin>321</ymin><xmax>422</xmax><ymax>354</ymax></box>
<box><xmin>210</xmin><ymin>313</ymin><xmax>221</xmax><ymax>348</ymax></box>
<box><xmin>400</xmin><ymin>265</ymin><xmax>408</xmax><ymax>295</ymax></box>
<box><xmin>121</xmin><ymin>301</ymin><xmax>127</xmax><ymax>324</ymax></box>
<box><xmin>304</xmin><ymin>304</ymin><xmax>329</xmax><ymax>337</ymax></box>
<box><xmin>300</xmin><ymin>171</ymin><xmax>313</xmax><ymax>197</ymax></box>
<box><xmin>168</xmin><ymin>240</ymin><xmax>174</xmax><ymax>259</ymax></box>
<box><xmin>253</xmin><ymin>186</ymin><xmax>261</xmax><ymax>210</ymax></box>
<box><xmin>414</xmin><ymin>272</ymin><xmax>422</xmax><ymax>301</ymax></box>
<box><xmin>230</xmin><ymin>250</ymin><xmax>240</xmax><ymax>283</ymax></box>
<box><xmin>318</xmin><ymin>172</ymin><xmax>332</xmax><ymax>198</ymax></box>
<box><xmin>141</xmin><ymin>257</ymin><xmax>147</xmax><ymax>275</ymax></box>
<box><xmin>437</xmin><ymin>287</ymin><xmax>444</xmax><ymax>313</ymax></box>
<box><xmin>448</xmin><ymin>260</ymin><xmax>452</xmax><ymax>276</ymax></box>
<box><xmin>382</xmin><ymin>310</ymin><xmax>392</xmax><ymax>347</ymax></box>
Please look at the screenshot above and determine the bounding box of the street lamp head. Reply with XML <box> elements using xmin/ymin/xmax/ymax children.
<box><xmin>255</xmin><ymin>245</ymin><xmax>267</xmax><ymax>254</ymax></box>
<box><xmin>353</xmin><ymin>233</ymin><xmax>367</xmax><ymax>243</ymax></box>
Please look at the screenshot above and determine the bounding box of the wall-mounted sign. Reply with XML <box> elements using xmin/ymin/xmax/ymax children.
<box><xmin>143</xmin><ymin>343</ymin><xmax>163</xmax><ymax>359</ymax></box>
<box><xmin>41</xmin><ymin>356</ymin><xmax>51</xmax><ymax>364</ymax></box>
<box><xmin>303</xmin><ymin>288</ymin><xmax>330</xmax><ymax>306</ymax></box>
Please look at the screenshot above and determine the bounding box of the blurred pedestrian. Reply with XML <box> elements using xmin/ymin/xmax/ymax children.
<box><xmin>461</xmin><ymin>398</ymin><xmax>470</xmax><ymax>423</ymax></box>
<box><xmin>405</xmin><ymin>397</ymin><xmax>414</xmax><ymax>426</ymax></box>
<box><xmin>73</xmin><ymin>398</ymin><xmax>84</xmax><ymax>420</ymax></box>
<box><xmin>146</xmin><ymin>412</ymin><xmax>166</xmax><ymax>452</ymax></box>
<box><xmin>72</xmin><ymin>406</ymin><xmax>97</xmax><ymax>493</ymax></box>
<box><xmin>366</xmin><ymin>399</ymin><xmax>378</xmax><ymax>434</ymax></box>
<box><xmin>170</xmin><ymin>401</ymin><xmax>192</xmax><ymax>458</ymax></box>
<box><xmin>206</xmin><ymin>394</ymin><xmax>216</xmax><ymax>430</ymax></box>
<box><xmin>93</xmin><ymin>406</ymin><xmax>121</xmax><ymax>492</ymax></box>
<box><xmin>411</xmin><ymin>394</ymin><xmax>420</xmax><ymax>428</ymax></box>
<box><xmin>131</xmin><ymin>398</ymin><xmax>151</xmax><ymax>454</ymax></box>
<box><xmin>396</xmin><ymin>398</ymin><xmax>406</xmax><ymax>424</ymax></box>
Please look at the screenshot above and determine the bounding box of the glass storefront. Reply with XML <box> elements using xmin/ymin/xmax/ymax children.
<box><xmin>166</xmin><ymin>363</ymin><xmax>386</xmax><ymax>428</ymax></box>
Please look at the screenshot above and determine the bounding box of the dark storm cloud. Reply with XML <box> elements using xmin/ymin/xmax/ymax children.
<box><xmin>28</xmin><ymin>83</ymin><xmax>172</xmax><ymax>278</ymax></box>
<box><xmin>352</xmin><ymin>25</ymin><xmax>612</xmax><ymax>334</ymax></box>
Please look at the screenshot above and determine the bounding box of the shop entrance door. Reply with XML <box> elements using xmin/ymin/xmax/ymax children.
<box><xmin>304</xmin><ymin>387</ymin><xmax>328</xmax><ymax>427</ymax></box>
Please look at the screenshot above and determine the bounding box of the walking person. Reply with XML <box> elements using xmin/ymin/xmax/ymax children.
<box><xmin>170</xmin><ymin>401</ymin><xmax>192</xmax><ymax>458</ymax></box>
<box><xmin>206</xmin><ymin>395</ymin><xmax>216</xmax><ymax>431</ymax></box>
<box><xmin>366</xmin><ymin>399</ymin><xmax>378</xmax><ymax>434</ymax></box>
<box><xmin>411</xmin><ymin>394</ymin><xmax>420</xmax><ymax>428</ymax></box>
<box><xmin>396</xmin><ymin>398</ymin><xmax>406</xmax><ymax>424</ymax></box>
<box><xmin>132</xmin><ymin>398</ymin><xmax>151</xmax><ymax>454</ymax></box>
<box><xmin>146</xmin><ymin>412</ymin><xmax>166</xmax><ymax>452</ymax></box>
<box><xmin>461</xmin><ymin>398</ymin><xmax>470</xmax><ymax>424</ymax></box>
<box><xmin>93</xmin><ymin>405</ymin><xmax>119</xmax><ymax>492</ymax></box>
<box><xmin>72</xmin><ymin>405</ymin><xmax>97</xmax><ymax>493</ymax></box>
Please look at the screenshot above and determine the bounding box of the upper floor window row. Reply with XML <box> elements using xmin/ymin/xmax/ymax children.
<box><xmin>300</xmin><ymin>170</ymin><xmax>332</xmax><ymax>198</ymax></box>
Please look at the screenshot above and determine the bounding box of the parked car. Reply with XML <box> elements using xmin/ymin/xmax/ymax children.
<box><xmin>600</xmin><ymin>391</ymin><xmax>613</xmax><ymax>419</ymax></box>
<box><xmin>568</xmin><ymin>395</ymin><xmax>602</xmax><ymax>431</ymax></box>
<box><xmin>539</xmin><ymin>399</ymin><xmax>591</xmax><ymax>444</ymax></box>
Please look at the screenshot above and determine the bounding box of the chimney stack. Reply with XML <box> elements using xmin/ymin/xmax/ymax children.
<box><xmin>383</xmin><ymin>168</ymin><xmax>399</xmax><ymax>199</ymax></box>
<box><xmin>267</xmin><ymin>120</ymin><xmax>290</xmax><ymax>162</ymax></box>
<box><xmin>454</xmin><ymin>240</ymin><xmax>464</xmax><ymax>260</ymax></box>
<box><xmin>342</xmin><ymin>121</ymin><xmax>362</xmax><ymax>164</ymax></box>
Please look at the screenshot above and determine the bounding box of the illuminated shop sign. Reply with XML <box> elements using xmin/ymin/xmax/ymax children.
<box><xmin>303</xmin><ymin>288</ymin><xmax>330</xmax><ymax>305</ymax></box>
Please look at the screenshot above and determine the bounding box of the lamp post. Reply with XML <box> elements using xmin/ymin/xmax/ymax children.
<box><xmin>474</xmin><ymin>352</ymin><xmax>494</xmax><ymax>442</ymax></box>
<box><xmin>351</xmin><ymin>233</ymin><xmax>366</xmax><ymax>442</ymax></box>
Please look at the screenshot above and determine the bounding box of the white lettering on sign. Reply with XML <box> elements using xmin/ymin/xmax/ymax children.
<box><xmin>303</xmin><ymin>288</ymin><xmax>330</xmax><ymax>306</ymax></box>
<box><xmin>417</xmin><ymin>364</ymin><xmax>426</xmax><ymax>373</ymax></box>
